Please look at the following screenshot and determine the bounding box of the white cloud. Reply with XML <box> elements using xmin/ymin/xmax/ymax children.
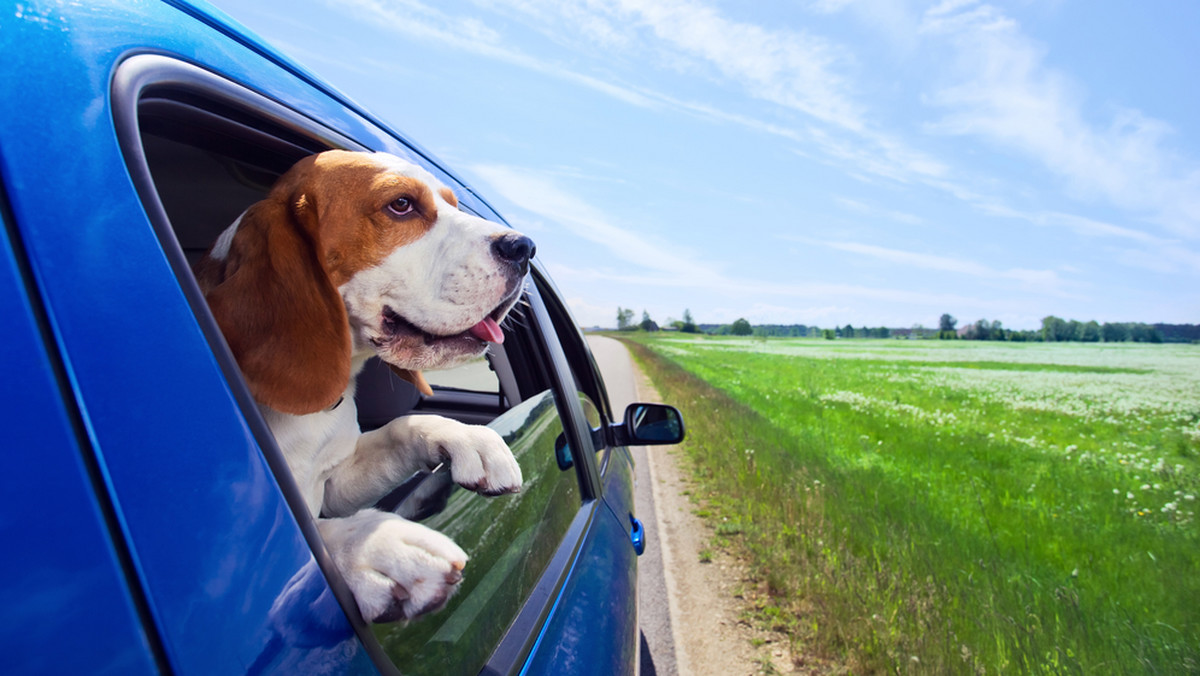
<box><xmin>467</xmin><ymin>163</ymin><xmax>715</xmax><ymax>281</ymax></box>
<box><xmin>603</xmin><ymin>0</ymin><xmax>866</xmax><ymax>131</ymax></box>
<box><xmin>464</xmin><ymin>0</ymin><xmax>866</xmax><ymax>130</ymax></box>
<box><xmin>834</xmin><ymin>196</ymin><xmax>926</xmax><ymax>225</ymax></box>
<box><xmin>474</xmin><ymin>165</ymin><xmax>999</xmax><ymax>310</ymax></box>
<box><xmin>808</xmin><ymin>0</ymin><xmax>856</xmax><ymax>13</ymax></box>
<box><xmin>814</xmin><ymin>239</ymin><xmax>1072</xmax><ymax>292</ymax></box>
<box><xmin>331</xmin><ymin>0</ymin><xmax>663</xmax><ymax>109</ymax></box>
<box><xmin>336</xmin><ymin>0</ymin><xmax>968</xmax><ymax>210</ymax></box>
<box><xmin>920</xmin><ymin>1</ymin><xmax>1200</xmax><ymax>237</ymax></box>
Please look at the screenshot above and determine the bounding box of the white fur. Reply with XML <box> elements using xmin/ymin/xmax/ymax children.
<box><xmin>210</xmin><ymin>212</ymin><xmax>242</xmax><ymax>261</ymax></box>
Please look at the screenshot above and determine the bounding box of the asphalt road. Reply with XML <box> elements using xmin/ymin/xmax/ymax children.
<box><xmin>586</xmin><ymin>335</ymin><xmax>679</xmax><ymax>676</ymax></box>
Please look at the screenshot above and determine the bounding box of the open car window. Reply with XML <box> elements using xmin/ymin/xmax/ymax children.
<box><xmin>116</xmin><ymin>55</ymin><xmax>595</xmax><ymax>674</ymax></box>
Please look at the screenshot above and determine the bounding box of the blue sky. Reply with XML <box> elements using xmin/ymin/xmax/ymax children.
<box><xmin>209</xmin><ymin>0</ymin><xmax>1199</xmax><ymax>330</ymax></box>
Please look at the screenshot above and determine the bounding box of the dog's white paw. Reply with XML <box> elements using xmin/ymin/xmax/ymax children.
<box><xmin>437</xmin><ymin>423</ymin><xmax>523</xmax><ymax>496</ymax></box>
<box><xmin>317</xmin><ymin>510</ymin><xmax>467</xmax><ymax>623</ymax></box>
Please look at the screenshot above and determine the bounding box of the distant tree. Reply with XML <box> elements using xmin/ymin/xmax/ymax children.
<box><xmin>1042</xmin><ymin>315</ymin><xmax>1071</xmax><ymax>342</ymax></box>
<box><xmin>617</xmin><ymin>307</ymin><xmax>635</xmax><ymax>331</ymax></box>
<box><xmin>639</xmin><ymin>310</ymin><xmax>659</xmax><ymax>332</ymax></box>
<box><xmin>731</xmin><ymin>318</ymin><xmax>753</xmax><ymax>336</ymax></box>
<box><xmin>938</xmin><ymin>314</ymin><xmax>958</xmax><ymax>340</ymax></box>
<box><xmin>1129</xmin><ymin>323</ymin><xmax>1163</xmax><ymax>343</ymax></box>
<box><xmin>681</xmin><ymin>309</ymin><xmax>698</xmax><ymax>333</ymax></box>
<box><xmin>823</xmin><ymin>328</ymin><xmax>836</xmax><ymax>340</ymax></box>
<box><xmin>1079</xmin><ymin>320</ymin><xmax>1101</xmax><ymax>343</ymax></box>
<box><xmin>1102</xmin><ymin>322</ymin><xmax>1128</xmax><ymax>342</ymax></box>
<box><xmin>968</xmin><ymin>318</ymin><xmax>991</xmax><ymax>341</ymax></box>
<box><xmin>1155</xmin><ymin>323</ymin><xmax>1200</xmax><ymax>342</ymax></box>
<box><xmin>843</xmin><ymin>323</ymin><xmax>855</xmax><ymax>338</ymax></box>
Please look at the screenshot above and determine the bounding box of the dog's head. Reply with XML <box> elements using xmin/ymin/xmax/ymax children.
<box><xmin>195</xmin><ymin>150</ymin><xmax>533</xmax><ymax>415</ymax></box>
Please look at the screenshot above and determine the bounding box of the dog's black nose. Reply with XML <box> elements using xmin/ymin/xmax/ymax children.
<box><xmin>492</xmin><ymin>233</ymin><xmax>536</xmax><ymax>270</ymax></box>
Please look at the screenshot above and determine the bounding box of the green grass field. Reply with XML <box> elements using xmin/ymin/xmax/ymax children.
<box><xmin>620</xmin><ymin>335</ymin><xmax>1199</xmax><ymax>674</ymax></box>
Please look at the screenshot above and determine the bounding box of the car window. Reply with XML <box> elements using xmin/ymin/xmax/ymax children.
<box><xmin>119</xmin><ymin>57</ymin><xmax>591</xmax><ymax>674</ymax></box>
<box><xmin>423</xmin><ymin>355</ymin><xmax>502</xmax><ymax>394</ymax></box>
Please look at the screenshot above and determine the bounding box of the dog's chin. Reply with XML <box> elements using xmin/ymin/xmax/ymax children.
<box><xmin>371</xmin><ymin>306</ymin><xmax>503</xmax><ymax>371</ymax></box>
<box><xmin>377</xmin><ymin>337</ymin><xmax>488</xmax><ymax>373</ymax></box>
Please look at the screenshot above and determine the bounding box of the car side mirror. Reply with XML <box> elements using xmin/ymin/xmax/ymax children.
<box><xmin>611</xmin><ymin>403</ymin><xmax>685</xmax><ymax>447</ymax></box>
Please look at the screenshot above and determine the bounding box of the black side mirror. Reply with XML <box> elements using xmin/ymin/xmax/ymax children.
<box><xmin>611</xmin><ymin>403</ymin><xmax>685</xmax><ymax>447</ymax></box>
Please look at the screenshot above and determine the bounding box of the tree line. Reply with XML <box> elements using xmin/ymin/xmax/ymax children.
<box><xmin>616</xmin><ymin>307</ymin><xmax>698</xmax><ymax>333</ymax></box>
<box><xmin>953</xmin><ymin>315</ymin><xmax>1172</xmax><ymax>343</ymax></box>
<box><xmin>613</xmin><ymin>308</ymin><xmax>1197</xmax><ymax>343</ymax></box>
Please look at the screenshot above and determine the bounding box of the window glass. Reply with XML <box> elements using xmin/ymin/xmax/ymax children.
<box><xmin>423</xmin><ymin>355</ymin><xmax>500</xmax><ymax>394</ymax></box>
<box><xmin>579</xmin><ymin>392</ymin><xmax>602</xmax><ymax>432</ymax></box>
<box><xmin>533</xmin><ymin>275</ymin><xmax>607</xmax><ymax>456</ymax></box>
<box><xmin>373</xmin><ymin>389</ymin><xmax>579</xmax><ymax>673</ymax></box>
<box><xmin>534</xmin><ymin>274</ymin><xmax>612</xmax><ymax>426</ymax></box>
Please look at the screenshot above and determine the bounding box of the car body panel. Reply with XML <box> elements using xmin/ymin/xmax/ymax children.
<box><xmin>0</xmin><ymin>209</ymin><xmax>161</xmax><ymax>676</ymax></box>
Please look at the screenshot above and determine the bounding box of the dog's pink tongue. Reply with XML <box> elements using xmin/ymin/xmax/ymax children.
<box><xmin>469</xmin><ymin>317</ymin><xmax>505</xmax><ymax>344</ymax></box>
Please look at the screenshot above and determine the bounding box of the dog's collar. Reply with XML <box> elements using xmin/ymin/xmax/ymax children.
<box><xmin>327</xmin><ymin>396</ymin><xmax>344</xmax><ymax>412</ymax></box>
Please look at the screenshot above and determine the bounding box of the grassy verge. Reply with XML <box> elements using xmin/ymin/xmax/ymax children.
<box><xmin>618</xmin><ymin>335</ymin><xmax>1199</xmax><ymax>674</ymax></box>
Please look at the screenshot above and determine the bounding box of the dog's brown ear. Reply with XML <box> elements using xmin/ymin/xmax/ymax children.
<box><xmin>199</xmin><ymin>194</ymin><xmax>352</xmax><ymax>415</ymax></box>
<box><xmin>388</xmin><ymin>366</ymin><xmax>433</xmax><ymax>397</ymax></box>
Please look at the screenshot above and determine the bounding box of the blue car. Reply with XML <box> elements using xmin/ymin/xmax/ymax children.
<box><xmin>0</xmin><ymin>2</ymin><xmax>683</xmax><ymax>674</ymax></box>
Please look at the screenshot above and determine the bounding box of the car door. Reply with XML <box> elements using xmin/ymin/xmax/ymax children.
<box><xmin>0</xmin><ymin>201</ymin><xmax>163</xmax><ymax>675</ymax></box>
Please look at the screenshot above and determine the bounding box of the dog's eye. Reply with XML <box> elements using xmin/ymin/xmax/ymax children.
<box><xmin>386</xmin><ymin>197</ymin><xmax>414</xmax><ymax>217</ymax></box>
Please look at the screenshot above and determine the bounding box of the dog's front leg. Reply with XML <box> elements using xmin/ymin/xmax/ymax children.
<box><xmin>323</xmin><ymin>415</ymin><xmax>522</xmax><ymax>516</ymax></box>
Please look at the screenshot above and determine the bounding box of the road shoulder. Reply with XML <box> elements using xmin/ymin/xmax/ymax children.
<box><xmin>590</xmin><ymin>335</ymin><xmax>795</xmax><ymax>675</ymax></box>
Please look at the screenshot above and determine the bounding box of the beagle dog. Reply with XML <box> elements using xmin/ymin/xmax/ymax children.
<box><xmin>195</xmin><ymin>150</ymin><xmax>532</xmax><ymax>624</ymax></box>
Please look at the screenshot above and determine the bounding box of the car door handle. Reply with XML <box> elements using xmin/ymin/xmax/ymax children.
<box><xmin>629</xmin><ymin>515</ymin><xmax>645</xmax><ymax>556</ymax></box>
